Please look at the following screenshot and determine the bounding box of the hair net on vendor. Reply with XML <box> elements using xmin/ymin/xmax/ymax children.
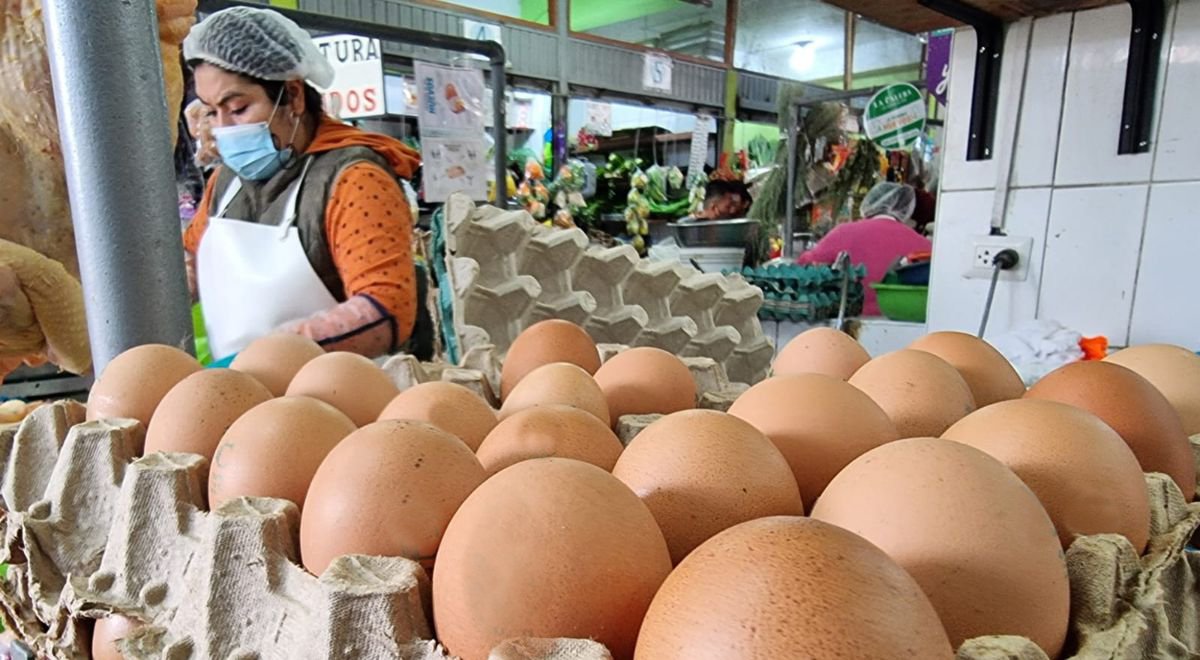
<box><xmin>861</xmin><ymin>182</ymin><xmax>917</xmax><ymax>222</ymax></box>
<box><xmin>183</xmin><ymin>7</ymin><xmax>335</xmax><ymax>88</ymax></box>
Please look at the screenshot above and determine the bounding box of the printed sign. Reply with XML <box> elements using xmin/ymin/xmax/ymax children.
<box><xmin>689</xmin><ymin>114</ymin><xmax>712</xmax><ymax>175</ymax></box>
<box><xmin>864</xmin><ymin>83</ymin><xmax>927</xmax><ymax>151</ymax></box>
<box><xmin>423</xmin><ymin>137</ymin><xmax>488</xmax><ymax>202</ymax></box>
<box><xmin>414</xmin><ymin>61</ymin><xmax>486</xmax><ymax>136</ymax></box>
<box><xmin>312</xmin><ymin>34</ymin><xmax>386</xmax><ymax>119</ymax></box>
<box><xmin>414</xmin><ymin>61</ymin><xmax>489</xmax><ymax>202</ymax></box>
<box><xmin>926</xmin><ymin>30</ymin><xmax>953</xmax><ymax>107</ymax></box>
<box><xmin>642</xmin><ymin>52</ymin><xmax>673</xmax><ymax>93</ymax></box>
<box><xmin>585</xmin><ymin>101</ymin><xmax>613</xmax><ymax>137</ymax></box>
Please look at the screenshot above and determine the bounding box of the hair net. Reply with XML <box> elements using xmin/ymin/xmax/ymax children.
<box><xmin>184</xmin><ymin>7</ymin><xmax>335</xmax><ymax>88</ymax></box>
<box><xmin>861</xmin><ymin>182</ymin><xmax>917</xmax><ymax>222</ymax></box>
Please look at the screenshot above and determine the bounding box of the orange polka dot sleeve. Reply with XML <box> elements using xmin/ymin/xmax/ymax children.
<box><xmin>322</xmin><ymin>161</ymin><xmax>418</xmax><ymax>347</ymax></box>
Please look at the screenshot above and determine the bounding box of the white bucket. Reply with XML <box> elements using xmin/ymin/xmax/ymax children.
<box><xmin>677</xmin><ymin>247</ymin><xmax>746</xmax><ymax>273</ymax></box>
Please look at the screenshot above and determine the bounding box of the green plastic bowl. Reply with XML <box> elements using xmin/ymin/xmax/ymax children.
<box><xmin>871</xmin><ymin>283</ymin><xmax>929</xmax><ymax>323</ymax></box>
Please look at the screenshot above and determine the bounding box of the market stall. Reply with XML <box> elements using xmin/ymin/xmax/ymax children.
<box><xmin>0</xmin><ymin>0</ymin><xmax>1198</xmax><ymax>659</ymax></box>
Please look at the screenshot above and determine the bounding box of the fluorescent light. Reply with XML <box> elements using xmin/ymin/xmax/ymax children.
<box><xmin>790</xmin><ymin>40</ymin><xmax>816</xmax><ymax>72</ymax></box>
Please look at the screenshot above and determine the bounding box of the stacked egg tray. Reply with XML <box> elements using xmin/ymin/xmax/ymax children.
<box><xmin>737</xmin><ymin>263</ymin><xmax>866</xmax><ymax>323</ymax></box>
<box><xmin>432</xmin><ymin>194</ymin><xmax>775</xmax><ymax>386</ymax></box>
<box><xmin>1</xmin><ymin>385</ymin><xmax>1198</xmax><ymax>659</ymax></box>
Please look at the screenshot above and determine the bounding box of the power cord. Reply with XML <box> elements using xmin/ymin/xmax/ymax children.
<box><xmin>978</xmin><ymin>248</ymin><xmax>1020</xmax><ymax>338</ymax></box>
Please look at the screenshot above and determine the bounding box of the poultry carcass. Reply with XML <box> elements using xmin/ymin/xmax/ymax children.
<box><xmin>0</xmin><ymin>0</ymin><xmax>195</xmax><ymax>380</ymax></box>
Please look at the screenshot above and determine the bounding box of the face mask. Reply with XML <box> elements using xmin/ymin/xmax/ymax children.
<box><xmin>211</xmin><ymin>90</ymin><xmax>298</xmax><ymax>181</ymax></box>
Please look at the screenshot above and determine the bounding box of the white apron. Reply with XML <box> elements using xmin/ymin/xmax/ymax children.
<box><xmin>196</xmin><ymin>158</ymin><xmax>338</xmax><ymax>360</ymax></box>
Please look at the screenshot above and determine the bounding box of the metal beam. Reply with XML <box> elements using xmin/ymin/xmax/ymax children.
<box><xmin>198</xmin><ymin>0</ymin><xmax>511</xmax><ymax>208</ymax></box>
<box><xmin>1119</xmin><ymin>0</ymin><xmax>1165</xmax><ymax>155</ymax></box>
<box><xmin>919</xmin><ymin>0</ymin><xmax>1004</xmax><ymax>161</ymax></box>
<box><xmin>41</xmin><ymin>0</ymin><xmax>195</xmax><ymax>373</ymax></box>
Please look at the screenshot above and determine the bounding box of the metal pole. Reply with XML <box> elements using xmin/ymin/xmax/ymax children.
<box><xmin>491</xmin><ymin>61</ymin><xmax>509</xmax><ymax>209</ymax></box>
<box><xmin>782</xmin><ymin>103</ymin><xmax>799</xmax><ymax>260</ymax></box>
<box><xmin>42</xmin><ymin>0</ymin><xmax>195</xmax><ymax>373</ymax></box>
<box><xmin>843</xmin><ymin>12</ymin><xmax>857</xmax><ymax>91</ymax></box>
<box><xmin>198</xmin><ymin>0</ymin><xmax>511</xmax><ymax>208</ymax></box>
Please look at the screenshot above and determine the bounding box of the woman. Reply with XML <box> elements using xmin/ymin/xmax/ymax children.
<box><xmin>181</xmin><ymin>7</ymin><xmax>421</xmax><ymax>361</ymax></box>
<box><xmin>798</xmin><ymin>182</ymin><xmax>932</xmax><ymax>317</ymax></box>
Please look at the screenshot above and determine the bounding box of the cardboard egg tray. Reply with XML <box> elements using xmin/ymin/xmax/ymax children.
<box><xmin>1</xmin><ymin>398</ymin><xmax>1196</xmax><ymax>659</ymax></box>
<box><xmin>440</xmin><ymin>194</ymin><xmax>773</xmax><ymax>386</ymax></box>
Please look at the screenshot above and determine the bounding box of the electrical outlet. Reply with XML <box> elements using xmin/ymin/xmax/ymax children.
<box><xmin>964</xmin><ymin>235</ymin><xmax>1034</xmax><ymax>281</ymax></box>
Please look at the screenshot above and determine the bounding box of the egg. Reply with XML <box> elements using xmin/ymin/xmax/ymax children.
<box><xmin>231</xmin><ymin>333</ymin><xmax>325</xmax><ymax>396</ymax></box>
<box><xmin>772</xmin><ymin>327</ymin><xmax>870</xmax><ymax>380</ymax></box>
<box><xmin>1106</xmin><ymin>344</ymin><xmax>1200</xmax><ymax>435</ymax></box>
<box><xmin>728</xmin><ymin>374</ymin><xmax>899</xmax><ymax>510</ymax></box>
<box><xmin>811</xmin><ymin>438</ymin><xmax>1069</xmax><ymax>656</ymax></box>
<box><xmin>499</xmin><ymin>362</ymin><xmax>610</xmax><ymax>426</ymax></box>
<box><xmin>300</xmin><ymin>420</ymin><xmax>486</xmax><ymax>576</ymax></box>
<box><xmin>612</xmin><ymin>410</ymin><xmax>803</xmax><ymax>564</ymax></box>
<box><xmin>144</xmin><ymin>369</ymin><xmax>273</xmax><ymax>465</ymax></box>
<box><xmin>87</xmin><ymin>344</ymin><xmax>201</xmax><ymax>426</ymax></box>
<box><xmin>1026</xmin><ymin>361</ymin><xmax>1195</xmax><ymax>501</ymax></box>
<box><xmin>634</xmin><ymin>517</ymin><xmax>954</xmax><ymax>660</ymax></box>
<box><xmin>92</xmin><ymin>614</ymin><xmax>141</xmax><ymax>660</ymax></box>
<box><xmin>593</xmin><ymin>347</ymin><xmax>695</xmax><ymax>425</ymax></box>
<box><xmin>848</xmin><ymin>349</ymin><xmax>976</xmax><ymax>437</ymax></box>
<box><xmin>943</xmin><ymin>399</ymin><xmax>1151</xmax><ymax>551</ymax></box>
<box><xmin>286</xmin><ymin>352</ymin><xmax>399</xmax><ymax>426</ymax></box>
<box><xmin>501</xmin><ymin>320</ymin><xmax>601</xmax><ymax>400</ymax></box>
<box><xmin>378</xmin><ymin>382</ymin><xmax>498</xmax><ymax>451</ymax></box>
<box><xmin>909</xmin><ymin>331</ymin><xmax>1025</xmax><ymax>406</ymax></box>
<box><xmin>433</xmin><ymin>458</ymin><xmax>672</xmax><ymax>660</ymax></box>
<box><xmin>475</xmin><ymin>405</ymin><xmax>623</xmax><ymax>476</ymax></box>
<box><xmin>208</xmin><ymin>397</ymin><xmax>356</xmax><ymax>513</ymax></box>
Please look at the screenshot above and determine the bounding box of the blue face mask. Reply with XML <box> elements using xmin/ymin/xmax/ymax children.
<box><xmin>211</xmin><ymin>92</ymin><xmax>298</xmax><ymax>181</ymax></box>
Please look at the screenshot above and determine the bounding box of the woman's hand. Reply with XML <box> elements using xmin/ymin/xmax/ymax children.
<box><xmin>275</xmin><ymin>295</ymin><xmax>394</xmax><ymax>357</ymax></box>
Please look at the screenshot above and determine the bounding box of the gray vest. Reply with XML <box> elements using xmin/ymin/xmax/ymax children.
<box><xmin>210</xmin><ymin>146</ymin><xmax>395</xmax><ymax>302</ymax></box>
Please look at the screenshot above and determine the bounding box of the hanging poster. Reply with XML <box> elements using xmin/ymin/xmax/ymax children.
<box><xmin>423</xmin><ymin>137</ymin><xmax>488</xmax><ymax>202</ymax></box>
<box><xmin>414</xmin><ymin>61</ymin><xmax>486</xmax><ymax>136</ymax></box>
<box><xmin>926</xmin><ymin>31</ymin><xmax>953</xmax><ymax>107</ymax></box>
<box><xmin>414</xmin><ymin>61</ymin><xmax>488</xmax><ymax>201</ymax></box>
<box><xmin>864</xmin><ymin>83</ymin><xmax>927</xmax><ymax>151</ymax></box>
<box><xmin>585</xmin><ymin>101</ymin><xmax>613</xmax><ymax>137</ymax></box>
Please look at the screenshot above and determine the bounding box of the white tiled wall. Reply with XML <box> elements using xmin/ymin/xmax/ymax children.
<box><xmin>1128</xmin><ymin>183</ymin><xmax>1200</xmax><ymax>345</ymax></box>
<box><xmin>929</xmin><ymin>0</ymin><xmax>1197</xmax><ymax>350</ymax></box>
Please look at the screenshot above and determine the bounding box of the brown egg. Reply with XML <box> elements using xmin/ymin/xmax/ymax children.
<box><xmin>286</xmin><ymin>352</ymin><xmax>399</xmax><ymax>426</ymax></box>
<box><xmin>634</xmin><ymin>517</ymin><xmax>954</xmax><ymax>660</ymax></box>
<box><xmin>231</xmin><ymin>333</ymin><xmax>325</xmax><ymax>396</ymax></box>
<box><xmin>593</xmin><ymin>347</ymin><xmax>695</xmax><ymax>426</ymax></box>
<box><xmin>1106</xmin><ymin>344</ymin><xmax>1200</xmax><ymax>435</ymax></box>
<box><xmin>144</xmin><ymin>369</ymin><xmax>273</xmax><ymax>464</ymax></box>
<box><xmin>476</xmin><ymin>404</ymin><xmax>623</xmax><ymax>476</ymax></box>
<box><xmin>300</xmin><ymin>420</ymin><xmax>486</xmax><ymax>576</ymax></box>
<box><xmin>812</xmin><ymin>438</ymin><xmax>1068</xmax><ymax>656</ymax></box>
<box><xmin>728</xmin><ymin>374</ymin><xmax>899</xmax><ymax>510</ymax></box>
<box><xmin>848</xmin><ymin>350</ymin><xmax>976</xmax><ymax>437</ymax></box>
<box><xmin>379</xmin><ymin>382</ymin><xmax>498</xmax><ymax>451</ymax></box>
<box><xmin>499</xmin><ymin>362</ymin><xmax>610</xmax><ymax>426</ymax></box>
<box><xmin>1026</xmin><ymin>361</ymin><xmax>1195</xmax><ymax>500</ymax></box>
<box><xmin>208</xmin><ymin>396</ymin><xmax>356</xmax><ymax>513</ymax></box>
<box><xmin>92</xmin><ymin>614</ymin><xmax>141</xmax><ymax>660</ymax></box>
<box><xmin>944</xmin><ymin>399</ymin><xmax>1151</xmax><ymax>551</ymax></box>
<box><xmin>909</xmin><ymin>331</ymin><xmax>1025</xmax><ymax>407</ymax></box>
<box><xmin>433</xmin><ymin>458</ymin><xmax>672</xmax><ymax>660</ymax></box>
<box><xmin>87</xmin><ymin>344</ymin><xmax>202</xmax><ymax>425</ymax></box>
<box><xmin>501</xmin><ymin>320</ymin><xmax>601</xmax><ymax>401</ymax></box>
<box><xmin>613</xmin><ymin>410</ymin><xmax>803</xmax><ymax>564</ymax></box>
<box><xmin>772</xmin><ymin>326</ymin><xmax>870</xmax><ymax>380</ymax></box>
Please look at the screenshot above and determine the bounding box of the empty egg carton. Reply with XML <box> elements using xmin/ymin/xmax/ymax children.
<box><xmin>435</xmin><ymin>194</ymin><xmax>772</xmax><ymax>382</ymax></box>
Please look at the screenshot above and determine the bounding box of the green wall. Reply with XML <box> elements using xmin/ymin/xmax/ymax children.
<box><xmin>520</xmin><ymin>0</ymin><xmax>550</xmax><ymax>24</ymax></box>
<box><xmin>733</xmin><ymin>122</ymin><xmax>780</xmax><ymax>152</ymax></box>
<box><xmin>569</xmin><ymin>0</ymin><xmax>681</xmax><ymax>31</ymax></box>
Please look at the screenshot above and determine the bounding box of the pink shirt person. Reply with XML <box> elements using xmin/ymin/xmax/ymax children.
<box><xmin>797</xmin><ymin>218</ymin><xmax>932</xmax><ymax>317</ymax></box>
